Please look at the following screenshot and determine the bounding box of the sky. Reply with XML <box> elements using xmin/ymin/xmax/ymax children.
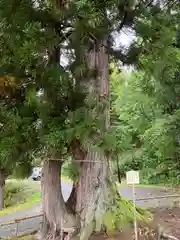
<box><xmin>113</xmin><ymin>28</ymin><xmax>136</xmax><ymax>49</ymax></box>
<box><xmin>114</xmin><ymin>29</ymin><xmax>136</xmax><ymax>73</ymax></box>
<box><xmin>61</xmin><ymin>29</ymin><xmax>135</xmax><ymax>70</ymax></box>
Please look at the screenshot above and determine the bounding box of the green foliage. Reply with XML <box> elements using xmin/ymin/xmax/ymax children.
<box><xmin>141</xmin><ymin>167</ymin><xmax>180</xmax><ymax>186</ymax></box>
<box><xmin>12</xmin><ymin>162</ymin><xmax>33</xmax><ymax>179</ymax></box>
<box><xmin>61</xmin><ymin>160</ymin><xmax>80</xmax><ymax>182</ymax></box>
<box><xmin>110</xmin><ymin>5</ymin><xmax>180</xmax><ymax>181</ymax></box>
<box><xmin>4</xmin><ymin>183</ymin><xmax>21</xmax><ymax>208</ymax></box>
<box><xmin>111</xmin><ymin>27</ymin><xmax>180</xmax><ymax>184</ymax></box>
<box><xmin>103</xmin><ymin>197</ymin><xmax>151</xmax><ymax>233</ymax></box>
<box><xmin>0</xmin><ymin>101</ymin><xmax>38</xmax><ymax>178</ymax></box>
<box><xmin>102</xmin><ymin>181</ymin><xmax>151</xmax><ymax>233</ymax></box>
<box><xmin>0</xmin><ymin>2</ymin><xmax>180</xmax><ymax>239</ymax></box>
<box><xmin>4</xmin><ymin>180</ymin><xmax>40</xmax><ymax>208</ymax></box>
<box><xmin>0</xmin><ymin>0</ymin><xmax>178</xmax><ymax>215</ymax></box>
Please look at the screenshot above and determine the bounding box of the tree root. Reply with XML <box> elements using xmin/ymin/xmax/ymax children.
<box><xmin>160</xmin><ymin>233</ymin><xmax>179</xmax><ymax>240</ymax></box>
<box><xmin>45</xmin><ymin>231</ymin><xmax>52</xmax><ymax>240</ymax></box>
<box><xmin>75</xmin><ymin>192</ymin><xmax>151</xmax><ymax>240</ymax></box>
<box><xmin>42</xmin><ymin>226</ymin><xmax>76</xmax><ymax>240</ymax></box>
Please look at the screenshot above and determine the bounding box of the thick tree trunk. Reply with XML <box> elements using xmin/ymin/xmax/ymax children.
<box><xmin>75</xmin><ymin>148</ymin><xmax>112</xmax><ymax>240</ymax></box>
<box><xmin>70</xmin><ymin>142</ymin><xmax>123</xmax><ymax>240</ymax></box>
<box><xmin>0</xmin><ymin>171</ymin><xmax>6</xmax><ymax>210</ymax></box>
<box><xmin>69</xmin><ymin>38</ymin><xmax>121</xmax><ymax>239</ymax></box>
<box><xmin>41</xmin><ymin>160</ymin><xmax>77</xmax><ymax>239</ymax></box>
<box><xmin>69</xmin><ymin>35</ymin><xmax>112</xmax><ymax>239</ymax></box>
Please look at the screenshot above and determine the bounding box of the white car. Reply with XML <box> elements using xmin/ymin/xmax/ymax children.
<box><xmin>31</xmin><ymin>167</ymin><xmax>42</xmax><ymax>181</ymax></box>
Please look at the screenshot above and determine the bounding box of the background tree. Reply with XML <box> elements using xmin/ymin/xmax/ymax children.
<box><xmin>0</xmin><ymin>75</ymin><xmax>38</xmax><ymax>209</ymax></box>
<box><xmin>112</xmin><ymin>7</ymin><xmax>180</xmax><ymax>185</ymax></box>
<box><xmin>0</xmin><ymin>0</ymin><xmax>179</xmax><ymax>239</ymax></box>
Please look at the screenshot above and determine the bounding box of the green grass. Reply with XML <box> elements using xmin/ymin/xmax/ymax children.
<box><xmin>5</xmin><ymin>179</ymin><xmax>41</xmax><ymax>206</ymax></box>
<box><xmin>0</xmin><ymin>192</ymin><xmax>41</xmax><ymax>217</ymax></box>
<box><xmin>0</xmin><ymin>176</ymin><xmax>71</xmax><ymax>217</ymax></box>
<box><xmin>0</xmin><ymin>180</ymin><xmax>41</xmax><ymax>217</ymax></box>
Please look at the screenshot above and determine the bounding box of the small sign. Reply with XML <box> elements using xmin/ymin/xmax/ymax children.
<box><xmin>126</xmin><ymin>170</ymin><xmax>140</xmax><ymax>185</ymax></box>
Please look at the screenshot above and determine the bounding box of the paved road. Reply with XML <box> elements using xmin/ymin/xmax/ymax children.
<box><xmin>1</xmin><ymin>182</ymin><xmax>180</xmax><ymax>238</ymax></box>
<box><xmin>0</xmin><ymin>182</ymin><xmax>72</xmax><ymax>238</ymax></box>
<box><xmin>121</xmin><ymin>185</ymin><xmax>180</xmax><ymax>208</ymax></box>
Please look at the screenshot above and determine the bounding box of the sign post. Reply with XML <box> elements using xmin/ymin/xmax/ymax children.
<box><xmin>126</xmin><ymin>170</ymin><xmax>140</xmax><ymax>240</ymax></box>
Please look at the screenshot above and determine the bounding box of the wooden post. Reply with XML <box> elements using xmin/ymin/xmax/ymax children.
<box><xmin>15</xmin><ymin>221</ymin><xmax>19</xmax><ymax>237</ymax></box>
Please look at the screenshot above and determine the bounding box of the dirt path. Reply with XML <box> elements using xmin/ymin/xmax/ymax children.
<box><xmin>1</xmin><ymin>183</ymin><xmax>180</xmax><ymax>238</ymax></box>
<box><xmin>91</xmin><ymin>208</ymin><xmax>180</xmax><ymax>240</ymax></box>
<box><xmin>153</xmin><ymin>207</ymin><xmax>180</xmax><ymax>238</ymax></box>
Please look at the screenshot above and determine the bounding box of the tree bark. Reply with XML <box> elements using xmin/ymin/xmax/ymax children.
<box><xmin>70</xmin><ymin>37</ymin><xmax>121</xmax><ymax>239</ymax></box>
<box><xmin>66</xmin><ymin>183</ymin><xmax>78</xmax><ymax>214</ymax></box>
<box><xmin>0</xmin><ymin>171</ymin><xmax>6</xmax><ymax>210</ymax></box>
<box><xmin>75</xmin><ymin>148</ymin><xmax>112</xmax><ymax>240</ymax></box>
<box><xmin>41</xmin><ymin>160</ymin><xmax>77</xmax><ymax>239</ymax></box>
<box><xmin>70</xmin><ymin>142</ymin><xmax>122</xmax><ymax>240</ymax></box>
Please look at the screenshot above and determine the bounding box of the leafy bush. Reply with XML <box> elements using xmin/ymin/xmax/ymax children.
<box><xmin>4</xmin><ymin>180</ymin><xmax>40</xmax><ymax>208</ymax></box>
<box><xmin>111</xmin><ymin>67</ymin><xmax>180</xmax><ymax>187</ymax></box>
<box><xmin>61</xmin><ymin>161</ymin><xmax>80</xmax><ymax>182</ymax></box>
<box><xmin>141</xmin><ymin>167</ymin><xmax>180</xmax><ymax>186</ymax></box>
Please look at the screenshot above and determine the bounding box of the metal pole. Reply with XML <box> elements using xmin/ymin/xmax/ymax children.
<box><xmin>15</xmin><ymin>222</ymin><xmax>19</xmax><ymax>237</ymax></box>
<box><xmin>132</xmin><ymin>184</ymin><xmax>138</xmax><ymax>240</ymax></box>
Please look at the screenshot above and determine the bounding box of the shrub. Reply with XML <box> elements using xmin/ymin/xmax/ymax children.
<box><xmin>4</xmin><ymin>180</ymin><xmax>40</xmax><ymax>208</ymax></box>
